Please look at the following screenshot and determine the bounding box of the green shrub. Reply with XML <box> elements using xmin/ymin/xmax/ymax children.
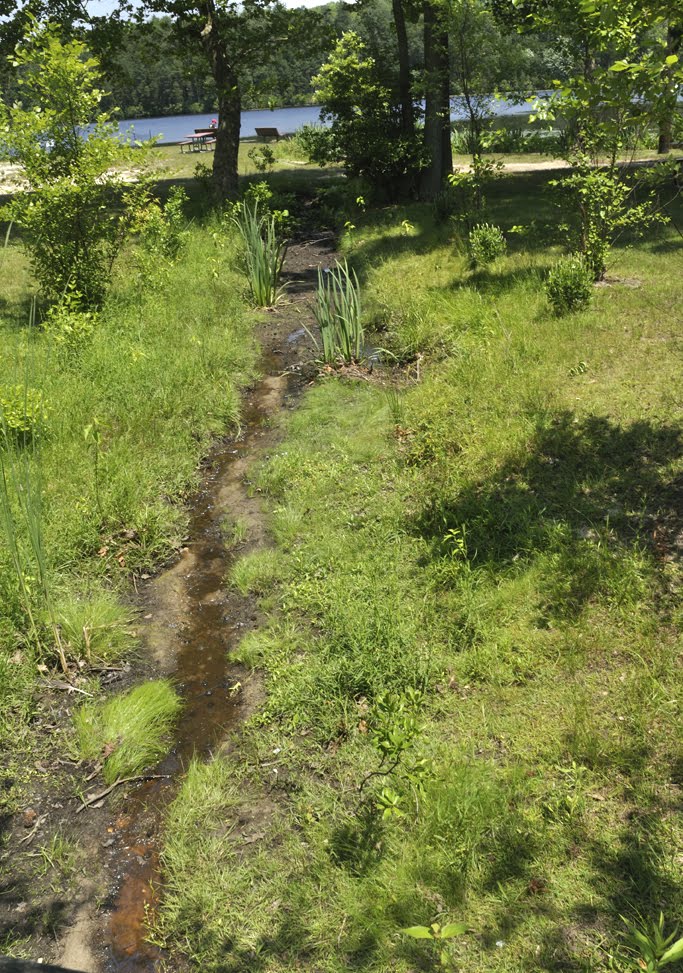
<box><xmin>311</xmin><ymin>33</ymin><xmax>425</xmax><ymax>200</ymax></box>
<box><xmin>294</xmin><ymin>122</ymin><xmax>331</xmax><ymax>162</ymax></box>
<box><xmin>467</xmin><ymin>223</ymin><xmax>507</xmax><ymax>266</ymax></box>
<box><xmin>42</xmin><ymin>300</ymin><xmax>97</xmax><ymax>358</ymax></box>
<box><xmin>0</xmin><ymin>385</ymin><xmax>48</xmax><ymax>443</ymax></box>
<box><xmin>137</xmin><ymin>186</ymin><xmax>189</xmax><ymax>261</ymax></box>
<box><xmin>545</xmin><ymin>254</ymin><xmax>593</xmax><ymax>314</ymax></box>
<box><xmin>0</xmin><ymin>25</ymin><xmax>149</xmax><ymax>308</ymax></box>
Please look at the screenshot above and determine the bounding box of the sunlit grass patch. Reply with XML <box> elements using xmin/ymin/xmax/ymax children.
<box><xmin>159</xmin><ymin>175</ymin><xmax>683</xmax><ymax>973</ymax></box>
<box><xmin>230</xmin><ymin>548</ymin><xmax>281</xmax><ymax>596</ymax></box>
<box><xmin>74</xmin><ymin>679</ymin><xmax>181</xmax><ymax>784</ymax></box>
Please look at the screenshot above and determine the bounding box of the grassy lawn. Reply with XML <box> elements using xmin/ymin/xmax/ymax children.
<box><xmin>0</xmin><ymin>209</ymin><xmax>257</xmax><ymax>797</ymax></box>
<box><xmin>156</xmin><ymin>170</ymin><xmax>683</xmax><ymax>972</ymax></box>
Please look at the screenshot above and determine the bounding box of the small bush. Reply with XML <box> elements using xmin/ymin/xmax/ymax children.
<box><xmin>0</xmin><ymin>385</ymin><xmax>48</xmax><ymax>443</ymax></box>
<box><xmin>295</xmin><ymin>123</ymin><xmax>331</xmax><ymax>163</ymax></box>
<box><xmin>0</xmin><ymin>26</ymin><xmax>149</xmax><ymax>308</ymax></box>
<box><xmin>545</xmin><ymin>254</ymin><xmax>593</xmax><ymax>314</ymax></box>
<box><xmin>43</xmin><ymin>300</ymin><xmax>97</xmax><ymax>358</ymax></box>
<box><xmin>137</xmin><ymin>186</ymin><xmax>189</xmax><ymax>261</ymax></box>
<box><xmin>468</xmin><ymin>223</ymin><xmax>507</xmax><ymax>266</ymax></box>
<box><xmin>74</xmin><ymin>680</ymin><xmax>181</xmax><ymax>784</ymax></box>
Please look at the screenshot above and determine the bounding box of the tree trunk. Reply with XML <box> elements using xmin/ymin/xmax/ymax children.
<box><xmin>392</xmin><ymin>0</ymin><xmax>414</xmax><ymax>138</ymax></box>
<box><xmin>658</xmin><ymin>22</ymin><xmax>682</xmax><ymax>154</ymax></box>
<box><xmin>421</xmin><ymin>0</ymin><xmax>452</xmax><ymax>199</ymax></box>
<box><xmin>198</xmin><ymin>0</ymin><xmax>241</xmax><ymax>199</ymax></box>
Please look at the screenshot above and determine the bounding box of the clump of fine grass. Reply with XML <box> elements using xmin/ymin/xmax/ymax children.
<box><xmin>309</xmin><ymin>260</ymin><xmax>364</xmax><ymax>364</ymax></box>
<box><xmin>233</xmin><ymin>201</ymin><xmax>287</xmax><ymax>308</ymax></box>
<box><xmin>74</xmin><ymin>680</ymin><xmax>181</xmax><ymax>784</ymax></box>
<box><xmin>230</xmin><ymin>548</ymin><xmax>280</xmax><ymax>596</ymax></box>
<box><xmin>52</xmin><ymin>590</ymin><xmax>137</xmax><ymax>663</ymax></box>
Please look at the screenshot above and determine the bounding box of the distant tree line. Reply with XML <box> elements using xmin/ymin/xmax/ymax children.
<box><xmin>1</xmin><ymin>0</ymin><xmax>678</xmax><ymax>201</ymax></box>
<box><xmin>91</xmin><ymin>0</ymin><xmax>575</xmax><ymax>119</ymax></box>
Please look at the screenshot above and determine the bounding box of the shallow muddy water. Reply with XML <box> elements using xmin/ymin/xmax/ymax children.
<box><xmin>104</xmin><ymin>359</ymin><xmax>299</xmax><ymax>973</ymax></box>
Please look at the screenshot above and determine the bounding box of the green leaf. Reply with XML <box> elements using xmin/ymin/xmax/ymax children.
<box><xmin>660</xmin><ymin>937</ymin><xmax>683</xmax><ymax>966</ymax></box>
<box><xmin>402</xmin><ymin>926</ymin><xmax>433</xmax><ymax>939</ymax></box>
<box><xmin>441</xmin><ymin>923</ymin><xmax>468</xmax><ymax>939</ymax></box>
<box><xmin>665</xmin><ymin>54</ymin><xmax>679</xmax><ymax>67</ymax></box>
<box><xmin>610</xmin><ymin>61</ymin><xmax>630</xmax><ymax>72</ymax></box>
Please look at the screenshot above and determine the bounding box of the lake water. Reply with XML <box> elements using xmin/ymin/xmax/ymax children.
<box><xmin>118</xmin><ymin>95</ymin><xmax>546</xmax><ymax>145</ymax></box>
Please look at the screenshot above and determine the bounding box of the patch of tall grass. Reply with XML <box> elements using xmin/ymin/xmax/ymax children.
<box><xmin>309</xmin><ymin>260</ymin><xmax>364</xmax><ymax>364</ymax></box>
<box><xmin>233</xmin><ymin>201</ymin><xmax>287</xmax><ymax>307</ymax></box>
<box><xmin>75</xmin><ymin>680</ymin><xmax>181</xmax><ymax>783</ymax></box>
<box><xmin>0</xmin><ymin>216</ymin><xmax>256</xmax><ymax>751</ymax></box>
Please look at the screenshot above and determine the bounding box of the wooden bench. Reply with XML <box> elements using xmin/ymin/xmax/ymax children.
<box><xmin>255</xmin><ymin>126</ymin><xmax>282</xmax><ymax>142</ymax></box>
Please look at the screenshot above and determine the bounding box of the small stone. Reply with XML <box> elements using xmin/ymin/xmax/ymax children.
<box><xmin>22</xmin><ymin>808</ymin><xmax>37</xmax><ymax>828</ymax></box>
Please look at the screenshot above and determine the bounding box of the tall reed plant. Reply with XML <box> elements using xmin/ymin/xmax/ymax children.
<box><xmin>311</xmin><ymin>260</ymin><xmax>364</xmax><ymax>365</ymax></box>
<box><xmin>233</xmin><ymin>201</ymin><xmax>287</xmax><ymax>308</ymax></box>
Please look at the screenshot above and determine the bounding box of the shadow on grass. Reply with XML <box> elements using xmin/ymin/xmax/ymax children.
<box><xmin>415</xmin><ymin>411</ymin><xmax>683</xmax><ymax>619</ymax></box>
<box><xmin>328</xmin><ymin>804</ymin><xmax>385</xmax><ymax>876</ymax></box>
<box><xmin>458</xmin><ymin>263</ymin><xmax>546</xmax><ymax>297</ymax></box>
<box><xmin>0</xmin><ymin>295</ymin><xmax>38</xmax><ymax>331</ymax></box>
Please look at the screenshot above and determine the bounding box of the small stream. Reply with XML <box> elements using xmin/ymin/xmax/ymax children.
<box><xmin>102</xmin><ymin>341</ymin><xmax>306</xmax><ymax>973</ymax></box>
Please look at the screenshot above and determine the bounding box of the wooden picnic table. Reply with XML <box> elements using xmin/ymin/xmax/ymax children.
<box><xmin>179</xmin><ymin>132</ymin><xmax>217</xmax><ymax>153</ymax></box>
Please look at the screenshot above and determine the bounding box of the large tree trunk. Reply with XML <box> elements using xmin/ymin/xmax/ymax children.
<box><xmin>392</xmin><ymin>0</ymin><xmax>414</xmax><ymax>138</ymax></box>
<box><xmin>658</xmin><ymin>22</ymin><xmax>682</xmax><ymax>154</ymax></box>
<box><xmin>421</xmin><ymin>0</ymin><xmax>452</xmax><ymax>199</ymax></box>
<box><xmin>199</xmin><ymin>0</ymin><xmax>240</xmax><ymax>199</ymax></box>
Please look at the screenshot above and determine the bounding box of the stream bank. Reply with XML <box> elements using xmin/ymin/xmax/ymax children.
<box><xmin>1</xmin><ymin>232</ymin><xmax>338</xmax><ymax>973</ymax></box>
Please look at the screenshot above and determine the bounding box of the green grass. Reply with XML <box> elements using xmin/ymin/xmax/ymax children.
<box><xmin>229</xmin><ymin>548</ymin><xmax>281</xmax><ymax>596</ymax></box>
<box><xmin>75</xmin><ymin>680</ymin><xmax>181</xmax><ymax>784</ymax></box>
<box><xmin>0</xmin><ymin>210</ymin><xmax>257</xmax><ymax>765</ymax></box>
<box><xmin>156</xmin><ymin>170</ymin><xmax>683</xmax><ymax>972</ymax></box>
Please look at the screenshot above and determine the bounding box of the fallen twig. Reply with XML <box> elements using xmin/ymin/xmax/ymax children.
<box><xmin>18</xmin><ymin>814</ymin><xmax>47</xmax><ymax>845</ymax></box>
<box><xmin>76</xmin><ymin>774</ymin><xmax>170</xmax><ymax>813</ymax></box>
<box><xmin>42</xmin><ymin>678</ymin><xmax>93</xmax><ymax>697</ymax></box>
<box><xmin>85</xmin><ymin>762</ymin><xmax>103</xmax><ymax>782</ymax></box>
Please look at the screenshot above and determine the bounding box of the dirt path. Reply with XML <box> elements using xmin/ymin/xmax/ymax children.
<box><xmin>0</xmin><ymin>232</ymin><xmax>338</xmax><ymax>973</ymax></box>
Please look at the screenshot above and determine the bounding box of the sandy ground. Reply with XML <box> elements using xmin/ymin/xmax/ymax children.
<box><xmin>0</xmin><ymin>164</ymin><xmax>140</xmax><ymax>196</ymax></box>
<box><xmin>0</xmin><ymin>163</ymin><xmax>26</xmax><ymax>194</ymax></box>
